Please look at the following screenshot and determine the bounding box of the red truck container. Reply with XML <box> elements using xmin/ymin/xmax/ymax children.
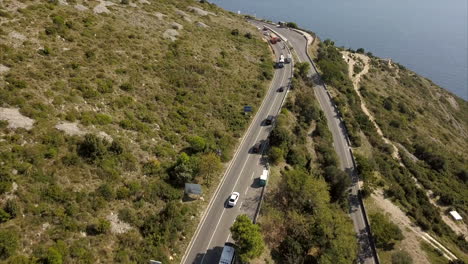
<box><xmin>269</xmin><ymin>33</ymin><xmax>280</xmax><ymax>44</ymax></box>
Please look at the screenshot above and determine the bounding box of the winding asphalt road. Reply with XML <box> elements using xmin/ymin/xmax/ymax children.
<box><xmin>250</xmin><ymin>21</ymin><xmax>379</xmax><ymax>264</ymax></box>
<box><xmin>181</xmin><ymin>30</ymin><xmax>293</xmax><ymax>264</ymax></box>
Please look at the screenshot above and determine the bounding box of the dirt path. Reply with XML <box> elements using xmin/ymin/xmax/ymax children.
<box><xmin>343</xmin><ymin>52</ymin><xmax>460</xmax><ymax>261</ymax></box>
<box><xmin>371</xmin><ymin>190</ymin><xmax>457</xmax><ymax>261</ymax></box>
<box><xmin>342</xmin><ymin>51</ymin><xmax>402</xmax><ymax>163</ymax></box>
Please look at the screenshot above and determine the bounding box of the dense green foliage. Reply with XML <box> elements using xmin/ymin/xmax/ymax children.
<box><xmin>315</xmin><ymin>39</ymin><xmax>366</xmax><ymax>147</ymax></box>
<box><xmin>261</xmin><ymin>72</ymin><xmax>357</xmax><ymax>263</ymax></box>
<box><xmin>315</xmin><ymin>39</ymin><xmax>468</xmax><ymax>259</ymax></box>
<box><xmin>0</xmin><ymin>0</ymin><xmax>273</xmax><ymax>262</ymax></box>
<box><xmin>369</xmin><ymin>212</ymin><xmax>403</xmax><ymax>250</ymax></box>
<box><xmin>230</xmin><ymin>214</ymin><xmax>265</xmax><ymax>262</ymax></box>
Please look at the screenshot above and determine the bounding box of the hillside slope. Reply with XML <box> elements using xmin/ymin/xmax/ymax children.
<box><xmin>314</xmin><ymin>39</ymin><xmax>468</xmax><ymax>262</ymax></box>
<box><xmin>0</xmin><ymin>0</ymin><xmax>273</xmax><ymax>262</ymax></box>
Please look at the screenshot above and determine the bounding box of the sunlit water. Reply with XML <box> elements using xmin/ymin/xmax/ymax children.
<box><xmin>211</xmin><ymin>0</ymin><xmax>468</xmax><ymax>99</ymax></box>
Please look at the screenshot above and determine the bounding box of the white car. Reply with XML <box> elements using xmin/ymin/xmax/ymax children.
<box><xmin>228</xmin><ymin>192</ymin><xmax>240</xmax><ymax>207</ymax></box>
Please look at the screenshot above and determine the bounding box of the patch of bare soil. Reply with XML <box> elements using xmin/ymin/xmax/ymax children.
<box><xmin>195</xmin><ymin>21</ymin><xmax>208</xmax><ymax>28</ymax></box>
<box><xmin>93</xmin><ymin>0</ymin><xmax>115</xmax><ymax>14</ymax></box>
<box><xmin>55</xmin><ymin>121</ymin><xmax>86</xmax><ymax>136</ymax></box>
<box><xmin>343</xmin><ymin>52</ymin><xmax>467</xmax><ymax>240</ymax></box>
<box><xmin>342</xmin><ymin>51</ymin><xmax>402</xmax><ymax>163</ymax></box>
<box><xmin>445</xmin><ymin>95</ymin><xmax>459</xmax><ymax>111</ymax></box>
<box><xmin>187</xmin><ymin>6</ymin><xmax>216</xmax><ymax>16</ymax></box>
<box><xmin>0</xmin><ymin>64</ymin><xmax>10</xmax><ymax>74</ymax></box>
<box><xmin>154</xmin><ymin>12</ymin><xmax>166</xmax><ymax>20</ymax></box>
<box><xmin>175</xmin><ymin>9</ymin><xmax>192</xmax><ymax>22</ymax></box>
<box><xmin>0</xmin><ymin>108</ymin><xmax>35</xmax><ymax>130</ymax></box>
<box><xmin>74</xmin><ymin>4</ymin><xmax>89</xmax><ymax>11</ymax></box>
<box><xmin>163</xmin><ymin>29</ymin><xmax>179</xmax><ymax>41</ymax></box>
<box><xmin>106</xmin><ymin>212</ymin><xmax>132</xmax><ymax>234</ymax></box>
<box><xmin>372</xmin><ymin>190</ymin><xmax>458</xmax><ymax>261</ymax></box>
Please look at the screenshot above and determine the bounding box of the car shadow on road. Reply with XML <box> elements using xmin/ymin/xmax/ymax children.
<box><xmin>193</xmin><ymin>246</ymin><xmax>223</xmax><ymax>264</ymax></box>
<box><xmin>250</xmin><ymin>178</ymin><xmax>262</xmax><ymax>189</ymax></box>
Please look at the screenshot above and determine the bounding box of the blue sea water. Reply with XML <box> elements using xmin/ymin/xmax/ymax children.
<box><xmin>211</xmin><ymin>0</ymin><xmax>468</xmax><ymax>100</ymax></box>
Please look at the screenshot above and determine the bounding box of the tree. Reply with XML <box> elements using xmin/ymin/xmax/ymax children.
<box><xmin>0</xmin><ymin>229</ymin><xmax>18</xmax><ymax>259</ymax></box>
<box><xmin>230</xmin><ymin>215</ymin><xmax>265</xmax><ymax>262</ymax></box>
<box><xmin>268</xmin><ymin>146</ymin><xmax>284</xmax><ymax>165</ymax></box>
<box><xmin>197</xmin><ymin>152</ymin><xmax>222</xmax><ymax>185</ymax></box>
<box><xmin>269</xmin><ymin>126</ymin><xmax>292</xmax><ymax>150</ymax></box>
<box><xmin>170</xmin><ymin>153</ymin><xmax>194</xmax><ymax>186</ymax></box>
<box><xmin>392</xmin><ymin>250</ymin><xmax>413</xmax><ymax>264</ymax></box>
<box><xmin>295</xmin><ymin>62</ymin><xmax>310</xmax><ymax>79</ymax></box>
<box><xmin>286</xmin><ymin>22</ymin><xmax>298</xmax><ymax>29</ymax></box>
<box><xmin>281</xmin><ymin>169</ymin><xmax>330</xmax><ymax>211</ymax></box>
<box><xmin>370</xmin><ymin>212</ymin><xmax>404</xmax><ymax>250</ymax></box>
<box><xmin>324</xmin><ymin>166</ymin><xmax>351</xmax><ymax>203</ymax></box>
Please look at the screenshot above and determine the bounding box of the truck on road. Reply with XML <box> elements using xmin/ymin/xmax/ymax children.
<box><xmin>259</xmin><ymin>169</ymin><xmax>269</xmax><ymax>187</ymax></box>
<box><xmin>269</xmin><ymin>32</ymin><xmax>280</xmax><ymax>44</ymax></box>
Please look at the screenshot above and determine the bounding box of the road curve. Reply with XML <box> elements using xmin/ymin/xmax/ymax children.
<box><xmin>181</xmin><ymin>29</ymin><xmax>293</xmax><ymax>264</ymax></box>
<box><xmin>250</xmin><ymin>20</ymin><xmax>379</xmax><ymax>264</ymax></box>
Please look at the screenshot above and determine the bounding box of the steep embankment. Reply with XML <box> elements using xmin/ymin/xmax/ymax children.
<box><xmin>0</xmin><ymin>0</ymin><xmax>273</xmax><ymax>262</ymax></box>
<box><xmin>314</xmin><ymin>40</ymin><xmax>467</xmax><ymax>262</ymax></box>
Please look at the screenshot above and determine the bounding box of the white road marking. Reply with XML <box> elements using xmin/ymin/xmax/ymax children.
<box><xmin>196</xmin><ymin>35</ymin><xmax>293</xmax><ymax>264</ymax></box>
<box><xmin>203</xmin><ymin>43</ymin><xmax>291</xmax><ymax>255</ymax></box>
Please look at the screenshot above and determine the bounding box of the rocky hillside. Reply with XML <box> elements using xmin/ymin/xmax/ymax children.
<box><xmin>0</xmin><ymin>0</ymin><xmax>273</xmax><ymax>262</ymax></box>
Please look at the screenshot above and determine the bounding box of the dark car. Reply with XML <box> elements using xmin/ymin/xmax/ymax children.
<box><xmin>278</xmin><ymin>87</ymin><xmax>284</xmax><ymax>92</ymax></box>
<box><xmin>252</xmin><ymin>142</ymin><xmax>262</xmax><ymax>153</ymax></box>
<box><xmin>265</xmin><ymin>115</ymin><xmax>275</xmax><ymax>125</ymax></box>
<box><xmin>285</xmin><ymin>57</ymin><xmax>291</xmax><ymax>64</ymax></box>
<box><xmin>275</xmin><ymin>62</ymin><xmax>284</xmax><ymax>69</ymax></box>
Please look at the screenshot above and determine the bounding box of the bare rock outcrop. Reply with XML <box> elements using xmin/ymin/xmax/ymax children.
<box><xmin>0</xmin><ymin>108</ymin><xmax>35</xmax><ymax>130</ymax></box>
<box><xmin>163</xmin><ymin>29</ymin><xmax>179</xmax><ymax>41</ymax></box>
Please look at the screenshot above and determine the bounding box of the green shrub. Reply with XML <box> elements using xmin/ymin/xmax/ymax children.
<box><xmin>0</xmin><ymin>168</ymin><xmax>12</xmax><ymax>194</ymax></box>
<box><xmin>188</xmin><ymin>135</ymin><xmax>206</xmax><ymax>153</ymax></box>
<box><xmin>0</xmin><ymin>229</ymin><xmax>18</xmax><ymax>259</ymax></box>
<box><xmin>42</xmin><ymin>247</ymin><xmax>63</xmax><ymax>264</ymax></box>
<box><xmin>119</xmin><ymin>82</ymin><xmax>134</xmax><ymax>91</ymax></box>
<box><xmin>0</xmin><ymin>209</ymin><xmax>11</xmax><ymax>223</ymax></box>
<box><xmin>391</xmin><ymin>250</ymin><xmax>413</xmax><ymax>264</ymax></box>
<box><xmin>96</xmin><ymin>184</ymin><xmax>115</xmax><ymax>201</ymax></box>
<box><xmin>87</xmin><ymin>219</ymin><xmax>111</xmax><ymax>235</ymax></box>
<box><xmin>286</xmin><ymin>22</ymin><xmax>298</xmax><ymax>28</ymax></box>
<box><xmin>4</xmin><ymin>199</ymin><xmax>20</xmax><ymax>218</ymax></box>
<box><xmin>370</xmin><ymin>212</ymin><xmax>403</xmax><ymax>250</ymax></box>
<box><xmin>96</xmin><ymin>79</ymin><xmax>114</xmax><ymax>93</ymax></box>
<box><xmin>77</xmin><ymin>134</ymin><xmax>109</xmax><ymax>162</ymax></box>
<box><xmin>268</xmin><ymin>146</ymin><xmax>284</xmax><ymax>165</ymax></box>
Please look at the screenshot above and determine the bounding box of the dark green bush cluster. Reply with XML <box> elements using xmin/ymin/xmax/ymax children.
<box><xmin>369</xmin><ymin>212</ymin><xmax>403</xmax><ymax>250</ymax></box>
<box><xmin>264</xmin><ymin>76</ymin><xmax>357</xmax><ymax>262</ymax></box>
<box><xmin>316</xmin><ymin>40</ymin><xmax>366</xmax><ymax>147</ymax></box>
<box><xmin>271</xmin><ymin>168</ymin><xmax>358</xmax><ymax>262</ymax></box>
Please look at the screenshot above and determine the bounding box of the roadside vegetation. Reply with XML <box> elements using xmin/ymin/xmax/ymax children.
<box><xmin>314</xmin><ymin>39</ymin><xmax>468</xmax><ymax>261</ymax></box>
<box><xmin>0</xmin><ymin>0</ymin><xmax>273</xmax><ymax>262</ymax></box>
<box><xmin>258</xmin><ymin>63</ymin><xmax>358</xmax><ymax>263</ymax></box>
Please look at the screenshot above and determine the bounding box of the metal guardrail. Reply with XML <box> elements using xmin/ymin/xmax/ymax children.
<box><xmin>297</xmin><ymin>30</ymin><xmax>381</xmax><ymax>264</ymax></box>
<box><xmin>250</xmin><ymin>18</ymin><xmax>380</xmax><ymax>264</ymax></box>
<box><xmin>253</xmin><ymin>26</ymin><xmax>294</xmax><ymax>224</ymax></box>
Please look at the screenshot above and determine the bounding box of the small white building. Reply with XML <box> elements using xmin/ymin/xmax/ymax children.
<box><xmin>449</xmin><ymin>211</ymin><xmax>463</xmax><ymax>221</ymax></box>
